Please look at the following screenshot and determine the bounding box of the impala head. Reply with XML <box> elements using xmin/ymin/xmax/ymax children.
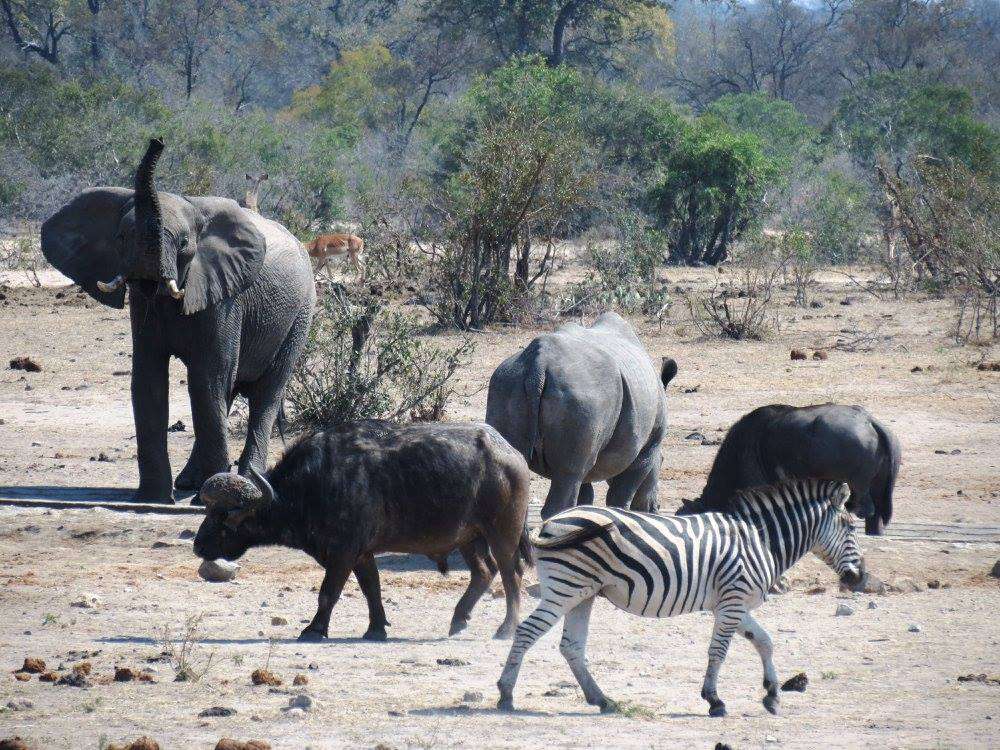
<box><xmin>812</xmin><ymin>483</ymin><xmax>865</xmax><ymax>587</ymax></box>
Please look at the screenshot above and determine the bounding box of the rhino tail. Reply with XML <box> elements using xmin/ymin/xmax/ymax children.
<box><xmin>869</xmin><ymin>417</ymin><xmax>901</xmax><ymax>534</ymax></box>
<box><xmin>523</xmin><ymin>359</ymin><xmax>546</xmax><ymax>468</ymax></box>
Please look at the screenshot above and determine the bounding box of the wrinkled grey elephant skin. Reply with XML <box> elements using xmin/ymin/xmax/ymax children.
<box><xmin>681</xmin><ymin>404</ymin><xmax>901</xmax><ymax>536</ymax></box>
<box><xmin>41</xmin><ymin>166</ymin><xmax>315</xmax><ymax>503</ymax></box>
<box><xmin>486</xmin><ymin>312</ymin><xmax>677</xmax><ymax>519</ymax></box>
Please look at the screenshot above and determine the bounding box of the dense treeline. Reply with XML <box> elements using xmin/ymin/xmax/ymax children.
<box><xmin>1</xmin><ymin>0</ymin><xmax>997</xmax><ymax>332</ymax></box>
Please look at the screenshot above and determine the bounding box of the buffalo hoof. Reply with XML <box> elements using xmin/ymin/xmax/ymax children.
<box><xmin>763</xmin><ymin>695</ymin><xmax>779</xmax><ymax>715</ymax></box>
<box><xmin>448</xmin><ymin>619</ymin><xmax>469</xmax><ymax>636</ymax></box>
<box><xmin>708</xmin><ymin>702</ymin><xmax>727</xmax><ymax>718</ymax></box>
<box><xmin>362</xmin><ymin>627</ymin><xmax>388</xmax><ymax>642</ymax></box>
<box><xmin>598</xmin><ymin>699</ymin><xmax>621</xmax><ymax>714</ymax></box>
<box><xmin>297</xmin><ymin>628</ymin><xmax>326</xmax><ymax>643</ymax></box>
<box><xmin>492</xmin><ymin>624</ymin><xmax>516</xmax><ymax>640</ymax></box>
<box><xmin>497</xmin><ymin>697</ymin><xmax>514</xmax><ymax>712</ymax></box>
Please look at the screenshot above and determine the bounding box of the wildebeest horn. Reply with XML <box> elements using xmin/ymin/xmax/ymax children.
<box><xmin>165</xmin><ymin>278</ymin><xmax>185</xmax><ymax>299</ymax></box>
<box><xmin>247</xmin><ymin>466</ymin><xmax>276</xmax><ymax>505</ymax></box>
<box><xmin>97</xmin><ymin>275</ymin><xmax>125</xmax><ymax>293</ymax></box>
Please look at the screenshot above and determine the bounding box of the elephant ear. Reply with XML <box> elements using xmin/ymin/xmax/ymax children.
<box><xmin>40</xmin><ymin>187</ymin><xmax>133</xmax><ymax>309</ymax></box>
<box><xmin>181</xmin><ymin>198</ymin><xmax>266</xmax><ymax>315</ymax></box>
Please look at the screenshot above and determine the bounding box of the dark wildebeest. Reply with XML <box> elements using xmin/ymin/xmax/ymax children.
<box><xmin>193</xmin><ymin>421</ymin><xmax>532</xmax><ymax>641</ymax></box>
<box><xmin>678</xmin><ymin>404</ymin><xmax>901</xmax><ymax>535</ymax></box>
<box><xmin>487</xmin><ymin>312</ymin><xmax>677</xmax><ymax>520</ymax></box>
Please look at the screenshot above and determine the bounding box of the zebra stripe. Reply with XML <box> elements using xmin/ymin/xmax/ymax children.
<box><xmin>497</xmin><ymin>479</ymin><xmax>863</xmax><ymax>717</ymax></box>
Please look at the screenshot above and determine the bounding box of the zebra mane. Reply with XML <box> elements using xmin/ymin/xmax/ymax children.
<box><xmin>729</xmin><ymin>479</ymin><xmax>843</xmax><ymax>522</ymax></box>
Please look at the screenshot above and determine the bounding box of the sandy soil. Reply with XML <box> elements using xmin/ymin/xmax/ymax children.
<box><xmin>1</xmin><ymin>265</ymin><xmax>998</xmax><ymax>749</ymax></box>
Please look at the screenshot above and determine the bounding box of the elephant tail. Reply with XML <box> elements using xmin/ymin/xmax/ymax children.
<box><xmin>869</xmin><ymin>417</ymin><xmax>901</xmax><ymax>534</ymax></box>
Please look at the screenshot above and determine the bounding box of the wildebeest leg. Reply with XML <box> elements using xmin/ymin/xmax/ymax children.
<box><xmin>300</xmin><ymin>562</ymin><xmax>353</xmax><ymax>642</ymax></box>
<box><xmin>737</xmin><ymin>612</ymin><xmax>780</xmax><ymax>714</ymax></box>
<box><xmin>449</xmin><ymin>538</ymin><xmax>495</xmax><ymax>636</ymax></box>
<box><xmin>577</xmin><ymin>483</ymin><xmax>594</xmax><ymax>505</ymax></box>
<box><xmin>542</xmin><ymin>474</ymin><xmax>582</xmax><ymax>519</ymax></box>
<box><xmin>353</xmin><ymin>553</ymin><xmax>389</xmax><ymax>641</ymax></box>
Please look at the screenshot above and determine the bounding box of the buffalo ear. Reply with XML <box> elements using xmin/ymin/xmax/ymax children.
<box><xmin>40</xmin><ymin>187</ymin><xmax>133</xmax><ymax>308</ymax></box>
<box><xmin>661</xmin><ymin>357</ymin><xmax>678</xmax><ymax>388</ymax></box>
<box><xmin>181</xmin><ymin>198</ymin><xmax>265</xmax><ymax>314</ymax></box>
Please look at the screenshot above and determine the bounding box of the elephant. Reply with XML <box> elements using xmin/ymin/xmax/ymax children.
<box><xmin>486</xmin><ymin>311</ymin><xmax>677</xmax><ymax>520</ymax></box>
<box><xmin>677</xmin><ymin>403</ymin><xmax>901</xmax><ymax>535</ymax></box>
<box><xmin>40</xmin><ymin>138</ymin><xmax>316</xmax><ymax>502</ymax></box>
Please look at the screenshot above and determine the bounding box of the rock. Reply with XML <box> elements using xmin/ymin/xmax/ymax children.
<box><xmin>251</xmin><ymin>669</ymin><xmax>281</xmax><ymax>687</ymax></box>
<box><xmin>114</xmin><ymin>667</ymin><xmax>139</xmax><ymax>682</ymax></box>
<box><xmin>436</xmin><ymin>658</ymin><xmax>469</xmax><ymax>667</ymax></box>
<box><xmin>199</xmin><ymin>706</ymin><xmax>238</xmax><ymax>718</ymax></box>
<box><xmin>976</xmin><ymin>361</ymin><xmax>1000</xmax><ymax>372</ymax></box>
<box><xmin>685</xmin><ymin>431</ymin><xmax>706</xmax><ymax>441</ymax></box>
<box><xmin>9</xmin><ymin>356</ymin><xmax>41</xmax><ymax>372</ymax></box>
<box><xmin>781</xmin><ymin>672</ymin><xmax>808</xmax><ymax>692</ymax></box>
<box><xmin>270</xmin><ymin>616</ymin><xmax>288</xmax><ymax>626</ymax></box>
<box><xmin>38</xmin><ymin>672</ymin><xmax>58</xmax><ymax>683</ymax></box>
<box><xmin>0</xmin><ymin>738</ymin><xmax>31</xmax><ymax>750</ymax></box>
<box><xmin>178</xmin><ymin>529</ymin><xmax>196</xmax><ymax>540</ymax></box>
<box><xmin>285</xmin><ymin>708</ymin><xmax>305</xmax><ymax>719</ymax></box>
<box><xmin>292</xmin><ymin>674</ymin><xmax>308</xmax><ymax>686</ymax></box>
<box><xmin>989</xmin><ymin>560</ymin><xmax>1000</xmax><ymax>579</ymax></box>
<box><xmin>790</xmin><ymin>349</ymin><xmax>807</xmax><ymax>360</ymax></box>
<box><xmin>927</xmin><ymin>579</ymin><xmax>941</xmax><ymax>589</ymax></box>
<box><xmin>16</xmin><ymin>658</ymin><xmax>45</xmax><ymax>674</ymax></box>
<box><xmin>106</xmin><ymin>738</ymin><xmax>160</xmax><ymax>750</ymax></box>
<box><xmin>889</xmin><ymin>578</ymin><xmax>925</xmax><ymax>593</ymax></box>
<box><xmin>199</xmin><ymin>559</ymin><xmax>239</xmax><ymax>582</ymax></box>
<box><xmin>215</xmin><ymin>741</ymin><xmax>271</xmax><ymax>750</ymax></box>
<box><xmin>462</xmin><ymin>691</ymin><xmax>484</xmax><ymax>703</ymax></box>
<box><xmin>911</xmin><ymin>365</ymin><xmax>923</xmax><ymax>372</ymax></box>
<box><xmin>957</xmin><ymin>674</ymin><xmax>1000</xmax><ymax>685</ymax></box>
<box><xmin>167</xmin><ymin>420</ymin><xmax>186</xmax><ymax>432</ymax></box>
<box><xmin>812</xmin><ymin>350</ymin><xmax>828</xmax><ymax>361</ymax></box>
<box><xmin>809</xmin><ymin>300</ymin><xmax>824</xmax><ymax>308</ymax></box>
<box><xmin>834</xmin><ymin>603</ymin><xmax>855</xmax><ymax>617</ymax></box>
<box><xmin>908</xmin><ymin>624</ymin><xmax>921</xmax><ymax>633</ymax></box>
<box><xmin>868</xmin><ymin>601</ymin><xmax>878</xmax><ymax>610</ymax></box>
<box><xmin>72</xmin><ymin>661</ymin><xmax>92</xmax><ymax>676</ymax></box>
<box><xmin>852</xmin><ymin>573</ymin><xmax>888</xmax><ymax>595</ymax></box>
<box><xmin>71</xmin><ymin>593</ymin><xmax>101</xmax><ymax>609</ymax></box>
<box><xmin>806</xmin><ymin>586</ymin><xmax>826</xmax><ymax>595</ymax></box>
<box><xmin>13</xmin><ymin>674</ymin><xmax>30</xmax><ymax>682</ymax></box>
<box><xmin>286</xmin><ymin>694</ymin><xmax>315</xmax><ymax>712</ymax></box>
<box><xmin>840</xmin><ymin>297</ymin><xmax>854</xmax><ymax>306</ymax></box>
<box><xmin>5</xmin><ymin>700</ymin><xmax>33</xmax><ymax>711</ymax></box>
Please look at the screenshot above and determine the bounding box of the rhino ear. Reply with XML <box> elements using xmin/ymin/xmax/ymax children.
<box><xmin>181</xmin><ymin>198</ymin><xmax>265</xmax><ymax>314</ymax></box>
<box><xmin>40</xmin><ymin>188</ymin><xmax>133</xmax><ymax>308</ymax></box>
<box><xmin>660</xmin><ymin>357</ymin><xmax>678</xmax><ymax>387</ymax></box>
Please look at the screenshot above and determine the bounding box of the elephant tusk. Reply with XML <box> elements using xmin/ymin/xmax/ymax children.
<box><xmin>96</xmin><ymin>275</ymin><xmax>124</xmax><ymax>293</ymax></box>
<box><xmin>165</xmin><ymin>279</ymin><xmax>185</xmax><ymax>299</ymax></box>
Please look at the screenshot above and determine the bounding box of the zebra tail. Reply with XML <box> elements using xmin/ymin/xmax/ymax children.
<box><xmin>531</xmin><ymin>518</ymin><xmax>613</xmax><ymax>551</ymax></box>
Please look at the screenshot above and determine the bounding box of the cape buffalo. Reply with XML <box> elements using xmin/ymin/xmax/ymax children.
<box><xmin>678</xmin><ymin>404</ymin><xmax>901</xmax><ymax>535</ymax></box>
<box><xmin>193</xmin><ymin>421</ymin><xmax>532</xmax><ymax>641</ymax></box>
<box><xmin>487</xmin><ymin>312</ymin><xmax>677</xmax><ymax>519</ymax></box>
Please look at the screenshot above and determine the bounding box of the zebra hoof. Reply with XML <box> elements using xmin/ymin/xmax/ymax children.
<box><xmin>764</xmin><ymin>696</ymin><xmax>780</xmax><ymax>715</ymax></box>
<box><xmin>708</xmin><ymin>702</ymin><xmax>727</xmax><ymax>718</ymax></box>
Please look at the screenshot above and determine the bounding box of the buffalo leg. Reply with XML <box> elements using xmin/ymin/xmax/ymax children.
<box><xmin>449</xmin><ymin>538</ymin><xmax>496</xmax><ymax>636</ymax></box>
<box><xmin>300</xmin><ymin>562</ymin><xmax>353</xmax><ymax>642</ymax></box>
<box><xmin>483</xmin><ymin>528</ymin><xmax>523</xmax><ymax>640</ymax></box>
<box><xmin>353</xmin><ymin>553</ymin><xmax>389</xmax><ymax>641</ymax></box>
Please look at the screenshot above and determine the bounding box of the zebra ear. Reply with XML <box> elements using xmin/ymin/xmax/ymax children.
<box><xmin>832</xmin><ymin>483</ymin><xmax>851</xmax><ymax>510</ymax></box>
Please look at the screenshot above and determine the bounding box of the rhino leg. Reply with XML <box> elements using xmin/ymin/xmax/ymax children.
<box><xmin>541</xmin><ymin>475</ymin><xmax>583</xmax><ymax>520</ymax></box>
<box><xmin>578</xmin><ymin>483</ymin><xmax>594</xmax><ymax>505</ymax></box>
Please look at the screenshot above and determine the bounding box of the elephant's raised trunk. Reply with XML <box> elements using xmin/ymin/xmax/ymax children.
<box><xmin>134</xmin><ymin>138</ymin><xmax>176</xmax><ymax>284</ymax></box>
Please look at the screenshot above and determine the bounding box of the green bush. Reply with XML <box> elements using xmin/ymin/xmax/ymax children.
<box><xmin>287</xmin><ymin>288</ymin><xmax>474</xmax><ymax>427</ymax></box>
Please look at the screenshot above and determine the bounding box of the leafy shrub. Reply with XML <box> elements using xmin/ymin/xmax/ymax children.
<box><xmin>287</xmin><ymin>287</ymin><xmax>473</xmax><ymax>428</ymax></box>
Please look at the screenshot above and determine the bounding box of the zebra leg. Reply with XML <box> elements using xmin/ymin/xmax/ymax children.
<box><xmin>738</xmin><ymin>612</ymin><xmax>780</xmax><ymax>715</ymax></box>
<box><xmin>701</xmin><ymin>605</ymin><xmax>745</xmax><ymax>717</ymax></box>
<box><xmin>497</xmin><ymin>591</ymin><xmax>590</xmax><ymax>712</ymax></box>
<box><xmin>560</xmin><ymin>596</ymin><xmax>616</xmax><ymax>712</ymax></box>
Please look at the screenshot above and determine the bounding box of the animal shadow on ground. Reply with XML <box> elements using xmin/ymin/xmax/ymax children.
<box><xmin>98</xmin><ymin>635</ymin><xmax>450</xmax><ymax>646</ymax></box>
<box><xmin>0</xmin><ymin>485</ymin><xmax>197</xmax><ymax>504</ymax></box>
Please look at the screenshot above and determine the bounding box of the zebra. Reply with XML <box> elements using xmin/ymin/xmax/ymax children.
<box><xmin>497</xmin><ymin>479</ymin><xmax>864</xmax><ymax>717</ymax></box>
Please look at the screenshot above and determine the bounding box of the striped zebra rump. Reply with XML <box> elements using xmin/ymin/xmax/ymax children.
<box><xmin>532</xmin><ymin>506</ymin><xmax>752</xmax><ymax>618</ymax></box>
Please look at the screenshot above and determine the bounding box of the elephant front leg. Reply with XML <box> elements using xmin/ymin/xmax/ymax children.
<box><xmin>176</xmin><ymin>368</ymin><xmax>232</xmax><ymax>492</ymax></box>
<box><xmin>132</xmin><ymin>337</ymin><xmax>173</xmax><ymax>503</ymax></box>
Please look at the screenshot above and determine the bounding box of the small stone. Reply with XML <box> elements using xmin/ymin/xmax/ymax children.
<box><xmin>307</xmin><ymin>663</ymin><xmax>319</xmax><ymax>671</ymax></box>
<box><xmin>781</xmin><ymin>672</ymin><xmax>808</xmax><ymax>692</ymax></box>
<box><xmin>199</xmin><ymin>559</ymin><xmax>239</xmax><ymax>583</ymax></box>
<box><xmin>292</xmin><ymin>674</ymin><xmax>308</xmax><ymax>686</ymax></box>
<box><xmin>809</xmin><ymin>300</ymin><xmax>823</xmax><ymax>308</ymax></box>
<box><xmin>462</xmin><ymin>691</ymin><xmax>484</xmax><ymax>703</ymax></box>
<box><xmin>908</xmin><ymin>624</ymin><xmax>921</xmax><ymax>633</ymax></box>
<box><xmin>71</xmin><ymin>593</ymin><xmax>101</xmax><ymax>609</ymax></box>
<box><xmin>436</xmin><ymin>658</ymin><xmax>469</xmax><ymax>667</ymax></box>
<box><xmin>286</xmin><ymin>694</ymin><xmax>315</xmax><ymax>712</ymax></box>
<box><xmin>251</xmin><ymin>669</ymin><xmax>281</xmax><ymax>687</ymax></box>
<box><xmin>214</xmin><ymin>741</ymin><xmax>271</xmax><ymax>750</ymax></box>
<box><xmin>868</xmin><ymin>601</ymin><xmax>878</xmax><ymax>610</ymax></box>
<box><xmin>990</xmin><ymin>560</ymin><xmax>1000</xmax><ymax>579</ymax></box>
<box><xmin>927</xmin><ymin>579</ymin><xmax>941</xmax><ymax>589</ymax></box>
<box><xmin>178</xmin><ymin>529</ymin><xmax>196</xmax><ymax>540</ymax></box>
<box><xmin>285</xmin><ymin>708</ymin><xmax>305</xmax><ymax>719</ymax></box>
<box><xmin>0</xmin><ymin>738</ymin><xmax>31</xmax><ymax>750</ymax></box>
<box><xmin>806</xmin><ymin>586</ymin><xmax>826</xmax><ymax>595</ymax></box>
<box><xmin>13</xmin><ymin>673</ymin><xmax>30</xmax><ymax>682</ymax></box>
<box><xmin>834</xmin><ymin>603</ymin><xmax>855</xmax><ymax>617</ymax></box>
<box><xmin>115</xmin><ymin>667</ymin><xmax>139</xmax><ymax>682</ymax></box>
<box><xmin>5</xmin><ymin>699</ymin><xmax>33</xmax><ymax>711</ymax></box>
<box><xmin>199</xmin><ymin>706</ymin><xmax>237</xmax><ymax>718</ymax></box>
<box><xmin>38</xmin><ymin>672</ymin><xmax>58</xmax><ymax>682</ymax></box>
<box><xmin>167</xmin><ymin>420</ymin><xmax>186</xmax><ymax>432</ymax></box>
<box><xmin>9</xmin><ymin>356</ymin><xmax>41</xmax><ymax>372</ymax></box>
<box><xmin>911</xmin><ymin>365</ymin><xmax>923</xmax><ymax>372</ymax></box>
<box><xmin>685</xmin><ymin>431</ymin><xmax>706</xmax><ymax>441</ymax></box>
<box><xmin>270</xmin><ymin>616</ymin><xmax>288</xmax><ymax>626</ymax></box>
<box><xmin>790</xmin><ymin>349</ymin><xmax>807</xmax><ymax>360</ymax></box>
<box><xmin>812</xmin><ymin>350</ymin><xmax>828</xmax><ymax>360</ymax></box>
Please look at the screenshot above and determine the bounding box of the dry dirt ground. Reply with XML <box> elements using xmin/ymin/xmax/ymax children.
<box><xmin>0</xmin><ymin>263</ymin><xmax>998</xmax><ymax>749</ymax></box>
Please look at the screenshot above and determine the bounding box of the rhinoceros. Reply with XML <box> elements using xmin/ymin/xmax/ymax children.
<box><xmin>486</xmin><ymin>312</ymin><xmax>677</xmax><ymax>519</ymax></box>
